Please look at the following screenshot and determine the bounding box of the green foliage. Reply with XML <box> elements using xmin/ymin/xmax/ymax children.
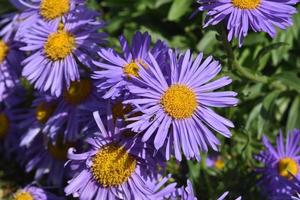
<box><xmin>0</xmin><ymin>1</ymin><xmax>300</xmax><ymax>199</ymax></box>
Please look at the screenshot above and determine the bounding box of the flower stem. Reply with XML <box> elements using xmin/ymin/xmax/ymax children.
<box><xmin>218</xmin><ymin>26</ymin><xmax>286</xmax><ymax>91</ymax></box>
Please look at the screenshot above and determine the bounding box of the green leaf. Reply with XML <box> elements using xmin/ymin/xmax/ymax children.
<box><xmin>167</xmin><ymin>0</ymin><xmax>193</xmax><ymax>21</ymax></box>
<box><xmin>274</xmin><ymin>71</ymin><xmax>300</xmax><ymax>93</ymax></box>
<box><xmin>287</xmin><ymin>97</ymin><xmax>300</xmax><ymax>130</ymax></box>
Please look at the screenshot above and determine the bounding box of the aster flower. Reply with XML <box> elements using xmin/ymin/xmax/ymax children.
<box><xmin>92</xmin><ymin>31</ymin><xmax>168</xmax><ymax>99</ymax></box>
<box><xmin>0</xmin><ymin>35</ymin><xmax>23</xmax><ymax>102</ymax></box>
<box><xmin>125</xmin><ymin>49</ymin><xmax>238</xmax><ymax>161</ymax></box>
<box><xmin>13</xmin><ymin>185</ymin><xmax>63</xmax><ymax>200</ymax></box>
<box><xmin>14</xmin><ymin>0</ymin><xmax>84</xmax><ymax>35</ymax></box>
<box><xmin>0</xmin><ymin>90</ymin><xmax>27</xmax><ymax>156</ymax></box>
<box><xmin>21</xmin><ymin>18</ymin><xmax>106</xmax><ymax>97</ymax></box>
<box><xmin>65</xmin><ymin>110</ymin><xmax>167</xmax><ymax>200</ymax></box>
<box><xmin>23</xmin><ymin>134</ymin><xmax>77</xmax><ymax>186</ymax></box>
<box><xmin>206</xmin><ymin>153</ymin><xmax>225</xmax><ymax>170</ymax></box>
<box><xmin>42</xmin><ymin>78</ymin><xmax>105</xmax><ymax>142</ymax></box>
<box><xmin>197</xmin><ymin>0</ymin><xmax>299</xmax><ymax>46</ymax></box>
<box><xmin>19</xmin><ymin>94</ymin><xmax>58</xmax><ymax>146</ymax></box>
<box><xmin>256</xmin><ymin>129</ymin><xmax>300</xmax><ymax>199</ymax></box>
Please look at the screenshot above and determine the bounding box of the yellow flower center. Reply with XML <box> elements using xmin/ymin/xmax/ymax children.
<box><xmin>64</xmin><ymin>79</ymin><xmax>92</xmax><ymax>105</ymax></box>
<box><xmin>124</xmin><ymin>61</ymin><xmax>140</xmax><ymax>77</ymax></box>
<box><xmin>44</xmin><ymin>30</ymin><xmax>75</xmax><ymax>61</ymax></box>
<box><xmin>35</xmin><ymin>102</ymin><xmax>56</xmax><ymax>124</ymax></box>
<box><xmin>14</xmin><ymin>192</ymin><xmax>33</xmax><ymax>200</ymax></box>
<box><xmin>112</xmin><ymin>101</ymin><xmax>132</xmax><ymax>120</ymax></box>
<box><xmin>161</xmin><ymin>84</ymin><xmax>197</xmax><ymax>119</ymax></box>
<box><xmin>48</xmin><ymin>140</ymin><xmax>73</xmax><ymax>161</ymax></box>
<box><xmin>232</xmin><ymin>0</ymin><xmax>260</xmax><ymax>9</ymax></box>
<box><xmin>40</xmin><ymin>0</ymin><xmax>70</xmax><ymax>20</ymax></box>
<box><xmin>0</xmin><ymin>40</ymin><xmax>9</xmax><ymax>63</ymax></box>
<box><xmin>215</xmin><ymin>158</ymin><xmax>225</xmax><ymax>170</ymax></box>
<box><xmin>278</xmin><ymin>157</ymin><xmax>299</xmax><ymax>180</ymax></box>
<box><xmin>91</xmin><ymin>144</ymin><xmax>137</xmax><ymax>187</ymax></box>
<box><xmin>0</xmin><ymin>113</ymin><xmax>9</xmax><ymax>138</ymax></box>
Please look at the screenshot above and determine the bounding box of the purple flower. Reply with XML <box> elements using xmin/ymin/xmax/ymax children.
<box><xmin>92</xmin><ymin>31</ymin><xmax>168</xmax><ymax>99</ymax></box>
<box><xmin>42</xmin><ymin>78</ymin><xmax>105</xmax><ymax>142</ymax></box>
<box><xmin>0</xmin><ymin>34</ymin><xmax>23</xmax><ymax>102</ymax></box>
<box><xmin>256</xmin><ymin>129</ymin><xmax>300</xmax><ymax>199</ymax></box>
<box><xmin>65</xmin><ymin>110</ymin><xmax>168</xmax><ymax>200</ymax></box>
<box><xmin>21</xmin><ymin>17</ymin><xmax>105</xmax><ymax>97</ymax></box>
<box><xmin>19</xmin><ymin>94</ymin><xmax>58</xmax><ymax>146</ymax></box>
<box><xmin>0</xmin><ymin>90</ymin><xmax>27</xmax><ymax>156</ymax></box>
<box><xmin>206</xmin><ymin>153</ymin><xmax>225</xmax><ymax>170</ymax></box>
<box><xmin>23</xmin><ymin>133</ymin><xmax>77</xmax><ymax>186</ymax></box>
<box><xmin>196</xmin><ymin>0</ymin><xmax>299</xmax><ymax>46</ymax></box>
<box><xmin>124</xmin><ymin>49</ymin><xmax>238</xmax><ymax>161</ymax></box>
<box><xmin>13</xmin><ymin>185</ymin><xmax>63</xmax><ymax>200</ymax></box>
<box><xmin>14</xmin><ymin>0</ymin><xmax>84</xmax><ymax>35</ymax></box>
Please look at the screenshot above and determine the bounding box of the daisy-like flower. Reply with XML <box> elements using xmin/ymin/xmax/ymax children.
<box><xmin>42</xmin><ymin>78</ymin><xmax>105</xmax><ymax>142</ymax></box>
<box><xmin>256</xmin><ymin>129</ymin><xmax>300</xmax><ymax>199</ymax></box>
<box><xmin>21</xmin><ymin>18</ymin><xmax>106</xmax><ymax>97</ymax></box>
<box><xmin>0</xmin><ymin>34</ymin><xmax>23</xmax><ymax>101</ymax></box>
<box><xmin>0</xmin><ymin>91</ymin><xmax>26</xmax><ymax>156</ymax></box>
<box><xmin>19</xmin><ymin>94</ymin><xmax>58</xmax><ymax>146</ymax></box>
<box><xmin>13</xmin><ymin>185</ymin><xmax>63</xmax><ymax>200</ymax></box>
<box><xmin>23</xmin><ymin>134</ymin><xmax>77</xmax><ymax>186</ymax></box>
<box><xmin>65</xmin><ymin>110</ymin><xmax>167</xmax><ymax>200</ymax></box>
<box><xmin>197</xmin><ymin>0</ymin><xmax>299</xmax><ymax>46</ymax></box>
<box><xmin>206</xmin><ymin>153</ymin><xmax>225</xmax><ymax>170</ymax></box>
<box><xmin>125</xmin><ymin>49</ymin><xmax>238</xmax><ymax>161</ymax></box>
<box><xmin>15</xmin><ymin>0</ymin><xmax>84</xmax><ymax>35</ymax></box>
<box><xmin>92</xmin><ymin>31</ymin><xmax>168</xmax><ymax>99</ymax></box>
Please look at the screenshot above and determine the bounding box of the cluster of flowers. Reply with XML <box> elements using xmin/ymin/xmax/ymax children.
<box><xmin>0</xmin><ymin>0</ymin><xmax>299</xmax><ymax>199</ymax></box>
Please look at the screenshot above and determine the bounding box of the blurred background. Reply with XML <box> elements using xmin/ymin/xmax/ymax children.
<box><xmin>0</xmin><ymin>0</ymin><xmax>300</xmax><ymax>199</ymax></box>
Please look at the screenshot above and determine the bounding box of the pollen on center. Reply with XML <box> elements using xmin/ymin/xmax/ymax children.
<box><xmin>48</xmin><ymin>140</ymin><xmax>74</xmax><ymax>161</ymax></box>
<box><xmin>232</xmin><ymin>0</ymin><xmax>260</xmax><ymax>9</ymax></box>
<box><xmin>0</xmin><ymin>40</ymin><xmax>9</xmax><ymax>63</ymax></box>
<box><xmin>123</xmin><ymin>61</ymin><xmax>140</xmax><ymax>77</ymax></box>
<box><xmin>277</xmin><ymin>157</ymin><xmax>299</xmax><ymax>179</ymax></box>
<box><xmin>0</xmin><ymin>113</ymin><xmax>9</xmax><ymax>138</ymax></box>
<box><xmin>40</xmin><ymin>0</ymin><xmax>70</xmax><ymax>20</ymax></box>
<box><xmin>44</xmin><ymin>30</ymin><xmax>75</xmax><ymax>61</ymax></box>
<box><xmin>161</xmin><ymin>84</ymin><xmax>197</xmax><ymax>119</ymax></box>
<box><xmin>35</xmin><ymin>102</ymin><xmax>56</xmax><ymax>123</ymax></box>
<box><xmin>64</xmin><ymin>79</ymin><xmax>92</xmax><ymax>105</ymax></box>
<box><xmin>91</xmin><ymin>144</ymin><xmax>137</xmax><ymax>187</ymax></box>
<box><xmin>14</xmin><ymin>191</ymin><xmax>33</xmax><ymax>200</ymax></box>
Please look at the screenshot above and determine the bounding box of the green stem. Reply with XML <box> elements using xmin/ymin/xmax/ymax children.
<box><xmin>219</xmin><ymin>26</ymin><xmax>286</xmax><ymax>91</ymax></box>
<box><xmin>201</xmin><ymin>154</ymin><xmax>212</xmax><ymax>198</ymax></box>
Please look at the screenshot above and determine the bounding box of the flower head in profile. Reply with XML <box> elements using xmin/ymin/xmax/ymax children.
<box><xmin>125</xmin><ymin>49</ymin><xmax>238</xmax><ymax>161</ymax></box>
<box><xmin>256</xmin><ymin>129</ymin><xmax>300</xmax><ymax>199</ymax></box>
<box><xmin>13</xmin><ymin>185</ymin><xmax>63</xmax><ymax>200</ymax></box>
<box><xmin>92</xmin><ymin>31</ymin><xmax>168</xmax><ymax>99</ymax></box>
<box><xmin>65</xmin><ymin>110</ymin><xmax>168</xmax><ymax>200</ymax></box>
<box><xmin>196</xmin><ymin>0</ymin><xmax>299</xmax><ymax>46</ymax></box>
<box><xmin>21</xmin><ymin>18</ymin><xmax>105</xmax><ymax>97</ymax></box>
